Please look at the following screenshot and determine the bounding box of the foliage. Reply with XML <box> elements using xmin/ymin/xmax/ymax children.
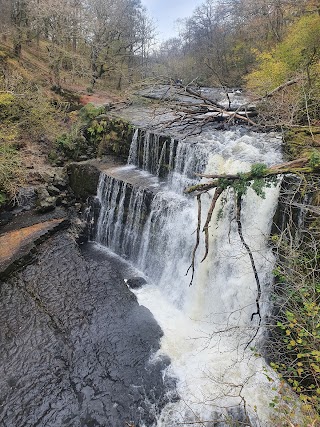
<box><xmin>0</xmin><ymin>92</ymin><xmax>15</xmax><ymax>108</ymax></box>
<box><xmin>217</xmin><ymin>164</ymin><xmax>277</xmax><ymax>198</ymax></box>
<box><xmin>247</xmin><ymin>14</ymin><xmax>320</xmax><ymax>92</ymax></box>
<box><xmin>0</xmin><ymin>92</ymin><xmax>20</xmax><ymax>121</ymax></box>
<box><xmin>79</xmin><ymin>103</ymin><xmax>105</xmax><ymax>122</ymax></box>
<box><xmin>55</xmin><ymin>124</ymin><xmax>87</xmax><ymax>160</ymax></box>
<box><xmin>268</xmin><ymin>380</ymin><xmax>319</xmax><ymax>427</ymax></box>
<box><xmin>309</xmin><ymin>151</ymin><xmax>320</xmax><ymax>169</ymax></box>
<box><xmin>0</xmin><ymin>0</ymin><xmax>154</xmax><ymax>90</ymax></box>
<box><xmin>278</xmin><ymin>15</ymin><xmax>320</xmax><ymax>74</ymax></box>
<box><xmin>245</xmin><ymin>51</ymin><xmax>289</xmax><ymax>94</ymax></box>
<box><xmin>0</xmin><ymin>76</ymin><xmax>60</xmax><ymax>142</ymax></box>
<box><xmin>266</xmin><ymin>179</ymin><xmax>320</xmax><ymax>421</ymax></box>
<box><xmin>245</xmin><ymin>13</ymin><xmax>320</xmax><ymax>125</ymax></box>
<box><xmin>0</xmin><ymin>143</ymin><xmax>25</xmax><ymax>205</ymax></box>
<box><xmin>53</xmin><ymin>112</ymin><xmax>134</xmax><ymax>162</ymax></box>
<box><xmin>86</xmin><ymin>117</ymin><xmax>134</xmax><ymax>158</ymax></box>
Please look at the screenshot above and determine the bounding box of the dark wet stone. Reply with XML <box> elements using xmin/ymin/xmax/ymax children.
<box><xmin>0</xmin><ymin>217</ymin><xmax>69</xmax><ymax>279</ymax></box>
<box><xmin>0</xmin><ymin>208</ymin><xmax>68</xmax><ymax>234</ymax></box>
<box><xmin>67</xmin><ymin>163</ymin><xmax>101</xmax><ymax>202</ymax></box>
<box><xmin>0</xmin><ymin>233</ymin><xmax>176</xmax><ymax>427</ymax></box>
<box><xmin>16</xmin><ymin>187</ymin><xmax>37</xmax><ymax>211</ymax></box>
<box><xmin>0</xmin><ymin>211</ymin><xmax>13</xmax><ymax>227</ymax></box>
<box><xmin>127</xmin><ymin>277</ymin><xmax>147</xmax><ymax>289</ymax></box>
<box><xmin>47</xmin><ymin>185</ymin><xmax>61</xmax><ymax>196</ymax></box>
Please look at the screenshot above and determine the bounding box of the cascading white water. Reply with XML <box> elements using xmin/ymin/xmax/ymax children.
<box><xmin>94</xmin><ymin>127</ymin><xmax>283</xmax><ymax>426</ymax></box>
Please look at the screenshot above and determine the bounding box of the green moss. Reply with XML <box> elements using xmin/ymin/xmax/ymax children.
<box><xmin>284</xmin><ymin>127</ymin><xmax>320</xmax><ymax>160</ymax></box>
<box><xmin>79</xmin><ymin>103</ymin><xmax>105</xmax><ymax>121</ymax></box>
<box><xmin>52</xmin><ymin>114</ymin><xmax>134</xmax><ymax>163</ymax></box>
<box><xmin>86</xmin><ymin>116</ymin><xmax>134</xmax><ymax>159</ymax></box>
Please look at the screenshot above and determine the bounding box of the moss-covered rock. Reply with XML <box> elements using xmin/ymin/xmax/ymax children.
<box><xmin>85</xmin><ymin>115</ymin><xmax>134</xmax><ymax>161</ymax></box>
<box><xmin>67</xmin><ymin>162</ymin><xmax>100</xmax><ymax>201</ymax></box>
<box><xmin>283</xmin><ymin>127</ymin><xmax>320</xmax><ymax>160</ymax></box>
<box><xmin>52</xmin><ymin>110</ymin><xmax>134</xmax><ymax>164</ymax></box>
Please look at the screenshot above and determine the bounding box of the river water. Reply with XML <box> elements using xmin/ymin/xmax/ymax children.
<box><xmin>93</xmin><ymin>125</ymin><xmax>283</xmax><ymax>426</ymax></box>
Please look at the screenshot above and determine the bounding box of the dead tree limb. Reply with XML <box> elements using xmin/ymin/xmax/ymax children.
<box><xmin>236</xmin><ymin>193</ymin><xmax>261</xmax><ymax>323</ymax></box>
<box><xmin>177</xmin><ymin>83</ymin><xmax>225</xmax><ymax>110</ymax></box>
<box><xmin>201</xmin><ymin>187</ymin><xmax>224</xmax><ymax>263</ymax></box>
<box><xmin>187</xmin><ymin>195</ymin><xmax>202</xmax><ymax>286</ymax></box>
<box><xmin>185</xmin><ymin>158</ymin><xmax>314</xmax><ymax>195</ymax></box>
<box><xmin>185</xmin><ymin>157</ymin><xmax>320</xmax><ymax>349</ymax></box>
<box><xmin>256</xmin><ymin>78</ymin><xmax>302</xmax><ymax>101</ymax></box>
<box><xmin>176</xmin><ymin>83</ymin><xmax>259</xmax><ymax>126</ymax></box>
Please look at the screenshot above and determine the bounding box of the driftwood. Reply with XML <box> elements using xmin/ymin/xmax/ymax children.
<box><xmin>176</xmin><ymin>83</ymin><xmax>259</xmax><ymax>126</ymax></box>
<box><xmin>177</xmin><ymin>78</ymin><xmax>301</xmax><ymax>126</ymax></box>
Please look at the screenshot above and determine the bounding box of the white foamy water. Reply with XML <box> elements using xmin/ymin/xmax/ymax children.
<box><xmin>95</xmin><ymin>127</ymin><xmax>283</xmax><ymax>425</ymax></box>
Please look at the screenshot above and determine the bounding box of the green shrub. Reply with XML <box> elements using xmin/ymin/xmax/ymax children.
<box><xmin>55</xmin><ymin>125</ymin><xmax>88</xmax><ymax>160</ymax></box>
<box><xmin>79</xmin><ymin>103</ymin><xmax>105</xmax><ymax>122</ymax></box>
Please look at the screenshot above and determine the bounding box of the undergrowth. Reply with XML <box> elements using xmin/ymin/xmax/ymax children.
<box><xmin>0</xmin><ymin>143</ymin><xmax>25</xmax><ymax>206</ymax></box>
<box><xmin>51</xmin><ymin>103</ymin><xmax>134</xmax><ymax>162</ymax></box>
<box><xmin>266</xmin><ymin>177</ymin><xmax>320</xmax><ymax>426</ymax></box>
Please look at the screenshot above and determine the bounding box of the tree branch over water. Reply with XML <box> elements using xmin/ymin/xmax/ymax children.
<box><xmin>185</xmin><ymin>156</ymin><xmax>320</xmax><ymax>346</ymax></box>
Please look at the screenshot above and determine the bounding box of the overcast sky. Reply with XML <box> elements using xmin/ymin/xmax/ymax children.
<box><xmin>140</xmin><ymin>0</ymin><xmax>203</xmax><ymax>42</ymax></box>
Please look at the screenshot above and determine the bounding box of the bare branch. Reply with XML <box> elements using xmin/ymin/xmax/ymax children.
<box><xmin>235</xmin><ymin>194</ymin><xmax>262</xmax><ymax>350</ymax></box>
<box><xmin>201</xmin><ymin>187</ymin><xmax>224</xmax><ymax>263</ymax></box>
<box><xmin>187</xmin><ymin>195</ymin><xmax>202</xmax><ymax>286</ymax></box>
<box><xmin>256</xmin><ymin>78</ymin><xmax>302</xmax><ymax>101</ymax></box>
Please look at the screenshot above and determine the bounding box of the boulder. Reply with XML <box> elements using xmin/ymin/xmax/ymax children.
<box><xmin>126</xmin><ymin>277</ymin><xmax>148</xmax><ymax>289</ymax></box>
<box><xmin>36</xmin><ymin>186</ymin><xmax>56</xmax><ymax>213</ymax></box>
<box><xmin>47</xmin><ymin>185</ymin><xmax>61</xmax><ymax>196</ymax></box>
<box><xmin>16</xmin><ymin>187</ymin><xmax>37</xmax><ymax>211</ymax></box>
<box><xmin>0</xmin><ymin>211</ymin><xmax>13</xmax><ymax>227</ymax></box>
<box><xmin>67</xmin><ymin>162</ymin><xmax>100</xmax><ymax>202</ymax></box>
<box><xmin>41</xmin><ymin>168</ymin><xmax>68</xmax><ymax>190</ymax></box>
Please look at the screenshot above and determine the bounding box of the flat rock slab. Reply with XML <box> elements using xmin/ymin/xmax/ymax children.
<box><xmin>0</xmin><ymin>233</ymin><xmax>175</xmax><ymax>427</ymax></box>
<box><xmin>0</xmin><ymin>217</ymin><xmax>68</xmax><ymax>278</ymax></box>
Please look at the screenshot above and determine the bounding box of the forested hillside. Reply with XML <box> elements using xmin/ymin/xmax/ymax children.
<box><xmin>155</xmin><ymin>0</ymin><xmax>320</xmax><ymax>127</ymax></box>
<box><xmin>0</xmin><ymin>0</ymin><xmax>154</xmax><ymax>206</ymax></box>
<box><xmin>1</xmin><ymin>0</ymin><xmax>319</xmax><ymax>129</ymax></box>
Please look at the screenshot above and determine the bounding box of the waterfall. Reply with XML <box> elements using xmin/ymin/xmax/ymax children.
<box><xmin>93</xmin><ymin>127</ymin><xmax>283</xmax><ymax>426</ymax></box>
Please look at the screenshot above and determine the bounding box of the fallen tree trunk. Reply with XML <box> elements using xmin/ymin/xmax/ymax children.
<box><xmin>176</xmin><ymin>83</ymin><xmax>259</xmax><ymax>126</ymax></box>
<box><xmin>186</xmin><ymin>157</ymin><xmax>313</xmax><ymax>195</ymax></box>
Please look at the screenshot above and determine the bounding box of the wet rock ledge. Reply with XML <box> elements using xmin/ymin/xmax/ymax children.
<box><xmin>0</xmin><ymin>208</ymin><xmax>69</xmax><ymax>280</ymax></box>
<box><xmin>0</xmin><ymin>232</ymin><xmax>175</xmax><ymax>427</ymax></box>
